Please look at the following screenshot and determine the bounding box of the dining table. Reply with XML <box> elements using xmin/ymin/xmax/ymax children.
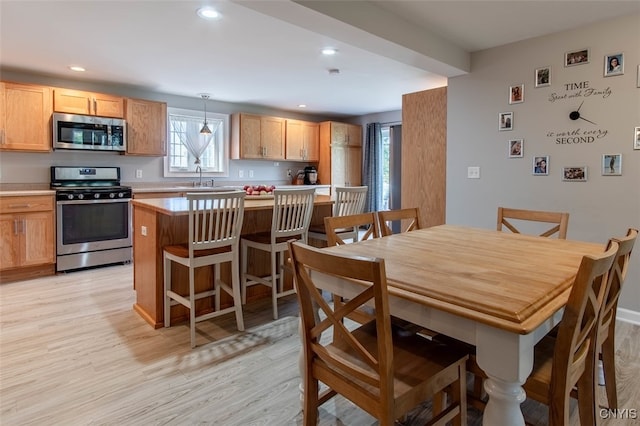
<box><xmin>307</xmin><ymin>224</ymin><xmax>605</xmax><ymax>425</ymax></box>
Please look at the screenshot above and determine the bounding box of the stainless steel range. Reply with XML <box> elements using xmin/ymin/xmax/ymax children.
<box><xmin>51</xmin><ymin>166</ymin><xmax>132</xmax><ymax>272</ymax></box>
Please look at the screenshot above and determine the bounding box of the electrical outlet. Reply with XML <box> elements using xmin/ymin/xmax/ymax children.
<box><xmin>467</xmin><ymin>166</ymin><xmax>480</xmax><ymax>179</ymax></box>
<box><xmin>286</xmin><ymin>169</ymin><xmax>292</xmax><ymax>178</ymax></box>
<box><xmin>135</xmin><ymin>169</ymin><xmax>142</xmax><ymax>179</ymax></box>
<box><xmin>274</xmin><ymin>162</ymin><xmax>280</xmax><ymax>167</ymax></box>
<box><xmin>238</xmin><ymin>170</ymin><xmax>244</xmax><ymax>178</ymax></box>
<box><xmin>249</xmin><ymin>170</ymin><xmax>254</xmax><ymax>178</ymax></box>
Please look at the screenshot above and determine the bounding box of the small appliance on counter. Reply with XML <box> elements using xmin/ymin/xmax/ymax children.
<box><xmin>303</xmin><ymin>166</ymin><xmax>318</xmax><ymax>185</ymax></box>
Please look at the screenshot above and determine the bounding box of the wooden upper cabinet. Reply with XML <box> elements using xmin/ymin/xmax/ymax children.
<box><xmin>328</xmin><ymin>121</ymin><xmax>362</xmax><ymax>146</ymax></box>
<box><xmin>0</xmin><ymin>82</ymin><xmax>52</xmax><ymax>152</ymax></box>
<box><xmin>125</xmin><ymin>98</ymin><xmax>167</xmax><ymax>156</ymax></box>
<box><xmin>231</xmin><ymin>113</ymin><xmax>285</xmax><ymax>160</ymax></box>
<box><xmin>285</xmin><ymin>120</ymin><xmax>319</xmax><ymax>161</ymax></box>
<box><xmin>53</xmin><ymin>88</ymin><xmax>124</xmax><ymax>118</ymax></box>
<box><xmin>318</xmin><ymin>121</ymin><xmax>363</xmax><ymax>191</ymax></box>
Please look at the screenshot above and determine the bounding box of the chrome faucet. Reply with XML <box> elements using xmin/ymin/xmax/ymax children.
<box><xmin>195</xmin><ymin>165</ymin><xmax>203</xmax><ymax>187</ymax></box>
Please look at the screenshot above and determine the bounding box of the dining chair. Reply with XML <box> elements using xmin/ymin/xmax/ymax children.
<box><xmin>308</xmin><ymin>186</ymin><xmax>367</xmax><ymax>245</ymax></box>
<box><xmin>324</xmin><ymin>211</ymin><xmax>379</xmax><ymax>246</ymax></box>
<box><xmin>163</xmin><ymin>191</ymin><xmax>246</xmax><ymax>348</ymax></box>
<box><xmin>597</xmin><ymin>228</ymin><xmax>637</xmax><ymax>409</ymax></box>
<box><xmin>497</xmin><ymin>206</ymin><xmax>569</xmax><ymax>239</ymax></box>
<box><xmin>463</xmin><ymin>240</ymin><xmax>619</xmax><ymax>425</ymax></box>
<box><xmin>241</xmin><ymin>188</ymin><xmax>315</xmax><ymax>320</ymax></box>
<box><xmin>324</xmin><ymin>212</ymin><xmax>380</xmax><ymax>324</ymax></box>
<box><xmin>378</xmin><ymin>207</ymin><xmax>422</xmax><ymax>237</ymax></box>
<box><xmin>288</xmin><ymin>240</ymin><xmax>469</xmax><ymax>426</ymax></box>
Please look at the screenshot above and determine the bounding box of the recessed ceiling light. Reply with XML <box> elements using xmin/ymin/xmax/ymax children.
<box><xmin>69</xmin><ymin>66</ymin><xmax>85</xmax><ymax>72</ymax></box>
<box><xmin>321</xmin><ymin>48</ymin><xmax>337</xmax><ymax>55</ymax></box>
<box><xmin>197</xmin><ymin>7</ymin><xmax>220</xmax><ymax>20</ymax></box>
<box><xmin>298</xmin><ymin>104</ymin><xmax>307</xmax><ymax>108</ymax></box>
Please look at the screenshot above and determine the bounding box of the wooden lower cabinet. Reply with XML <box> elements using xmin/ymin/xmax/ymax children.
<box><xmin>0</xmin><ymin>195</ymin><xmax>55</xmax><ymax>282</ymax></box>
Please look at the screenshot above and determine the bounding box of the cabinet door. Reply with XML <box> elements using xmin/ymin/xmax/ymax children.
<box><xmin>261</xmin><ymin>116</ymin><xmax>285</xmax><ymax>159</ymax></box>
<box><xmin>285</xmin><ymin>120</ymin><xmax>304</xmax><ymax>160</ymax></box>
<box><xmin>125</xmin><ymin>98</ymin><xmax>167</xmax><ymax>156</ymax></box>
<box><xmin>0</xmin><ymin>214</ymin><xmax>20</xmax><ymax>269</ymax></box>
<box><xmin>331</xmin><ymin>146</ymin><xmax>347</xmax><ymax>188</ymax></box>
<box><xmin>347</xmin><ymin>124</ymin><xmax>362</xmax><ymax>146</ymax></box>
<box><xmin>303</xmin><ymin>121</ymin><xmax>320</xmax><ymax>161</ymax></box>
<box><xmin>331</xmin><ymin>122</ymin><xmax>348</xmax><ymax>145</ymax></box>
<box><xmin>21</xmin><ymin>211</ymin><xmax>55</xmax><ymax>267</ymax></box>
<box><xmin>0</xmin><ymin>82</ymin><xmax>52</xmax><ymax>152</ymax></box>
<box><xmin>54</xmin><ymin>89</ymin><xmax>124</xmax><ymax>118</ymax></box>
<box><xmin>239</xmin><ymin>114</ymin><xmax>263</xmax><ymax>159</ymax></box>
<box><xmin>346</xmin><ymin>146</ymin><xmax>362</xmax><ymax>186</ymax></box>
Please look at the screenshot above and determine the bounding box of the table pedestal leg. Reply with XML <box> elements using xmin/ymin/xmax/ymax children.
<box><xmin>483</xmin><ymin>377</ymin><xmax>527</xmax><ymax>425</ymax></box>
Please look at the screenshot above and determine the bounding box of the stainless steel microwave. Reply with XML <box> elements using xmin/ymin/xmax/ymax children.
<box><xmin>53</xmin><ymin>113</ymin><xmax>126</xmax><ymax>152</ymax></box>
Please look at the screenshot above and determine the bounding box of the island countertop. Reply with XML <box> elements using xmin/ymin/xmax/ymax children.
<box><xmin>131</xmin><ymin>194</ymin><xmax>332</xmax><ymax>216</ymax></box>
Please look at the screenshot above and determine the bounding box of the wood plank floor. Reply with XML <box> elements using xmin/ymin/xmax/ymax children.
<box><xmin>1</xmin><ymin>264</ymin><xmax>638</xmax><ymax>425</ymax></box>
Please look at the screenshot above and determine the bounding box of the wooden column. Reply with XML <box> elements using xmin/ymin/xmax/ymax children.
<box><xmin>401</xmin><ymin>87</ymin><xmax>447</xmax><ymax>227</ymax></box>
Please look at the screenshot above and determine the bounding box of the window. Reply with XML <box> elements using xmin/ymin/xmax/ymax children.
<box><xmin>164</xmin><ymin>107</ymin><xmax>230</xmax><ymax>177</ymax></box>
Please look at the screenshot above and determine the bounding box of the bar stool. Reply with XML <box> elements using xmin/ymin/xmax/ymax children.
<box><xmin>164</xmin><ymin>191</ymin><xmax>246</xmax><ymax>348</ymax></box>
<box><xmin>241</xmin><ymin>188</ymin><xmax>315</xmax><ymax>319</ymax></box>
<box><xmin>308</xmin><ymin>186</ymin><xmax>367</xmax><ymax>245</ymax></box>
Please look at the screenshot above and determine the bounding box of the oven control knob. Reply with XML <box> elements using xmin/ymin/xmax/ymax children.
<box><xmin>67</xmin><ymin>194</ymin><xmax>74</xmax><ymax>200</ymax></box>
<box><xmin>118</xmin><ymin>192</ymin><xmax>124</xmax><ymax>198</ymax></box>
<box><xmin>109</xmin><ymin>193</ymin><xmax>116</xmax><ymax>199</ymax></box>
<box><xmin>77</xmin><ymin>194</ymin><xmax>84</xmax><ymax>200</ymax></box>
<box><xmin>94</xmin><ymin>193</ymin><xmax>100</xmax><ymax>199</ymax></box>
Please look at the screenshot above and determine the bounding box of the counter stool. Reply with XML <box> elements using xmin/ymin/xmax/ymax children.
<box><xmin>164</xmin><ymin>191</ymin><xmax>246</xmax><ymax>348</ymax></box>
<box><xmin>308</xmin><ymin>186</ymin><xmax>367</xmax><ymax>245</ymax></box>
<box><xmin>241</xmin><ymin>188</ymin><xmax>315</xmax><ymax>319</ymax></box>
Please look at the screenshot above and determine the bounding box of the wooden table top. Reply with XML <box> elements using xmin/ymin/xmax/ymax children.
<box><xmin>132</xmin><ymin>194</ymin><xmax>332</xmax><ymax>216</ymax></box>
<box><xmin>322</xmin><ymin>225</ymin><xmax>605</xmax><ymax>334</ymax></box>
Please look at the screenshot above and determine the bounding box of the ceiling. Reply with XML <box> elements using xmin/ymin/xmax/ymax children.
<box><xmin>1</xmin><ymin>1</ymin><xmax>638</xmax><ymax>117</ymax></box>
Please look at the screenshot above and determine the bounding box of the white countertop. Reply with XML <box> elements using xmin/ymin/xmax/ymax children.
<box><xmin>0</xmin><ymin>190</ymin><xmax>55</xmax><ymax>196</ymax></box>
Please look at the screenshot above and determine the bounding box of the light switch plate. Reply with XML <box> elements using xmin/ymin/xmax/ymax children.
<box><xmin>467</xmin><ymin>166</ymin><xmax>480</xmax><ymax>179</ymax></box>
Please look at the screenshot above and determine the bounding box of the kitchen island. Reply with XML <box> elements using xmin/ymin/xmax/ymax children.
<box><xmin>131</xmin><ymin>194</ymin><xmax>332</xmax><ymax>328</ymax></box>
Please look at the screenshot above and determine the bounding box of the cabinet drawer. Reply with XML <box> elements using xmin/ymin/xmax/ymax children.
<box><xmin>0</xmin><ymin>195</ymin><xmax>54</xmax><ymax>214</ymax></box>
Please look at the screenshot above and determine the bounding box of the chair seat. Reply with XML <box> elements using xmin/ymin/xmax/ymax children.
<box><xmin>327</xmin><ymin>321</ymin><xmax>468</xmax><ymax>403</ymax></box>
<box><xmin>164</xmin><ymin>244</ymin><xmax>232</xmax><ymax>258</ymax></box>
<box><xmin>524</xmin><ymin>334</ymin><xmax>557</xmax><ymax>402</ymax></box>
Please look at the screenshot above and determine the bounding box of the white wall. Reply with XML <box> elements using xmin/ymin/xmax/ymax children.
<box><xmin>447</xmin><ymin>14</ymin><xmax>640</xmax><ymax>316</ymax></box>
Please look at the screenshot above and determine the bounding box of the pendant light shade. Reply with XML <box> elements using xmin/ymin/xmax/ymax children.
<box><xmin>200</xmin><ymin>94</ymin><xmax>212</xmax><ymax>134</ymax></box>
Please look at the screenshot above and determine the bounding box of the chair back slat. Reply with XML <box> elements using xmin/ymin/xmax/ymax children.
<box><xmin>324</xmin><ymin>212</ymin><xmax>380</xmax><ymax>246</ymax></box>
<box><xmin>550</xmin><ymin>241</ymin><xmax>618</xmax><ymax>406</ymax></box>
<box><xmin>334</xmin><ymin>186</ymin><xmax>368</xmax><ymax>217</ymax></box>
<box><xmin>497</xmin><ymin>207</ymin><xmax>569</xmax><ymax>239</ymax></box>
<box><xmin>378</xmin><ymin>207</ymin><xmax>421</xmax><ymax>237</ymax></box>
<box><xmin>186</xmin><ymin>191</ymin><xmax>245</xmax><ymax>255</ymax></box>
<box><xmin>598</xmin><ymin>229</ymin><xmax>638</xmax><ymax>343</ymax></box>
<box><xmin>272</xmin><ymin>189</ymin><xmax>315</xmax><ymax>241</ymax></box>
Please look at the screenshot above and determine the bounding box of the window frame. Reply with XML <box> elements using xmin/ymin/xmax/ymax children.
<box><xmin>163</xmin><ymin>107</ymin><xmax>230</xmax><ymax>178</ymax></box>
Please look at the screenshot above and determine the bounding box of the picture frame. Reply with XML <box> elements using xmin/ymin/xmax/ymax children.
<box><xmin>532</xmin><ymin>156</ymin><xmax>549</xmax><ymax>175</ymax></box>
<box><xmin>635</xmin><ymin>127</ymin><xmax>640</xmax><ymax>150</ymax></box>
<box><xmin>535</xmin><ymin>66</ymin><xmax>551</xmax><ymax>88</ymax></box>
<box><xmin>637</xmin><ymin>65</ymin><xmax>640</xmax><ymax>88</ymax></box>
<box><xmin>604</xmin><ymin>53</ymin><xmax>624</xmax><ymax>77</ymax></box>
<box><xmin>508</xmin><ymin>139</ymin><xmax>523</xmax><ymax>158</ymax></box>
<box><xmin>499</xmin><ymin>112</ymin><xmax>513</xmax><ymax>131</ymax></box>
<box><xmin>562</xmin><ymin>166</ymin><xmax>587</xmax><ymax>182</ymax></box>
<box><xmin>565</xmin><ymin>48</ymin><xmax>589</xmax><ymax>67</ymax></box>
<box><xmin>602</xmin><ymin>154</ymin><xmax>622</xmax><ymax>176</ymax></box>
<box><xmin>509</xmin><ymin>84</ymin><xmax>524</xmax><ymax>104</ymax></box>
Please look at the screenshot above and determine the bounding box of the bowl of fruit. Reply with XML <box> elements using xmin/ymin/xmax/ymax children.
<box><xmin>243</xmin><ymin>184</ymin><xmax>276</xmax><ymax>198</ymax></box>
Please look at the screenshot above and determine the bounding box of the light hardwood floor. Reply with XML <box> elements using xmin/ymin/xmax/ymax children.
<box><xmin>1</xmin><ymin>264</ymin><xmax>638</xmax><ymax>425</ymax></box>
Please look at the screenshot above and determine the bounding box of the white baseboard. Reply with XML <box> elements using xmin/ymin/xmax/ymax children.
<box><xmin>617</xmin><ymin>308</ymin><xmax>640</xmax><ymax>326</ymax></box>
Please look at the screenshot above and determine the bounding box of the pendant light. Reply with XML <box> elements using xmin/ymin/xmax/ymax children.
<box><xmin>200</xmin><ymin>94</ymin><xmax>212</xmax><ymax>134</ymax></box>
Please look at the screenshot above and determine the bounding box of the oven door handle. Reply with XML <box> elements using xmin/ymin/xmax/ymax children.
<box><xmin>57</xmin><ymin>198</ymin><xmax>131</xmax><ymax>205</ymax></box>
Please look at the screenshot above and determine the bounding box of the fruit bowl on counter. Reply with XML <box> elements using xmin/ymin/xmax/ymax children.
<box><xmin>243</xmin><ymin>184</ymin><xmax>276</xmax><ymax>198</ymax></box>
